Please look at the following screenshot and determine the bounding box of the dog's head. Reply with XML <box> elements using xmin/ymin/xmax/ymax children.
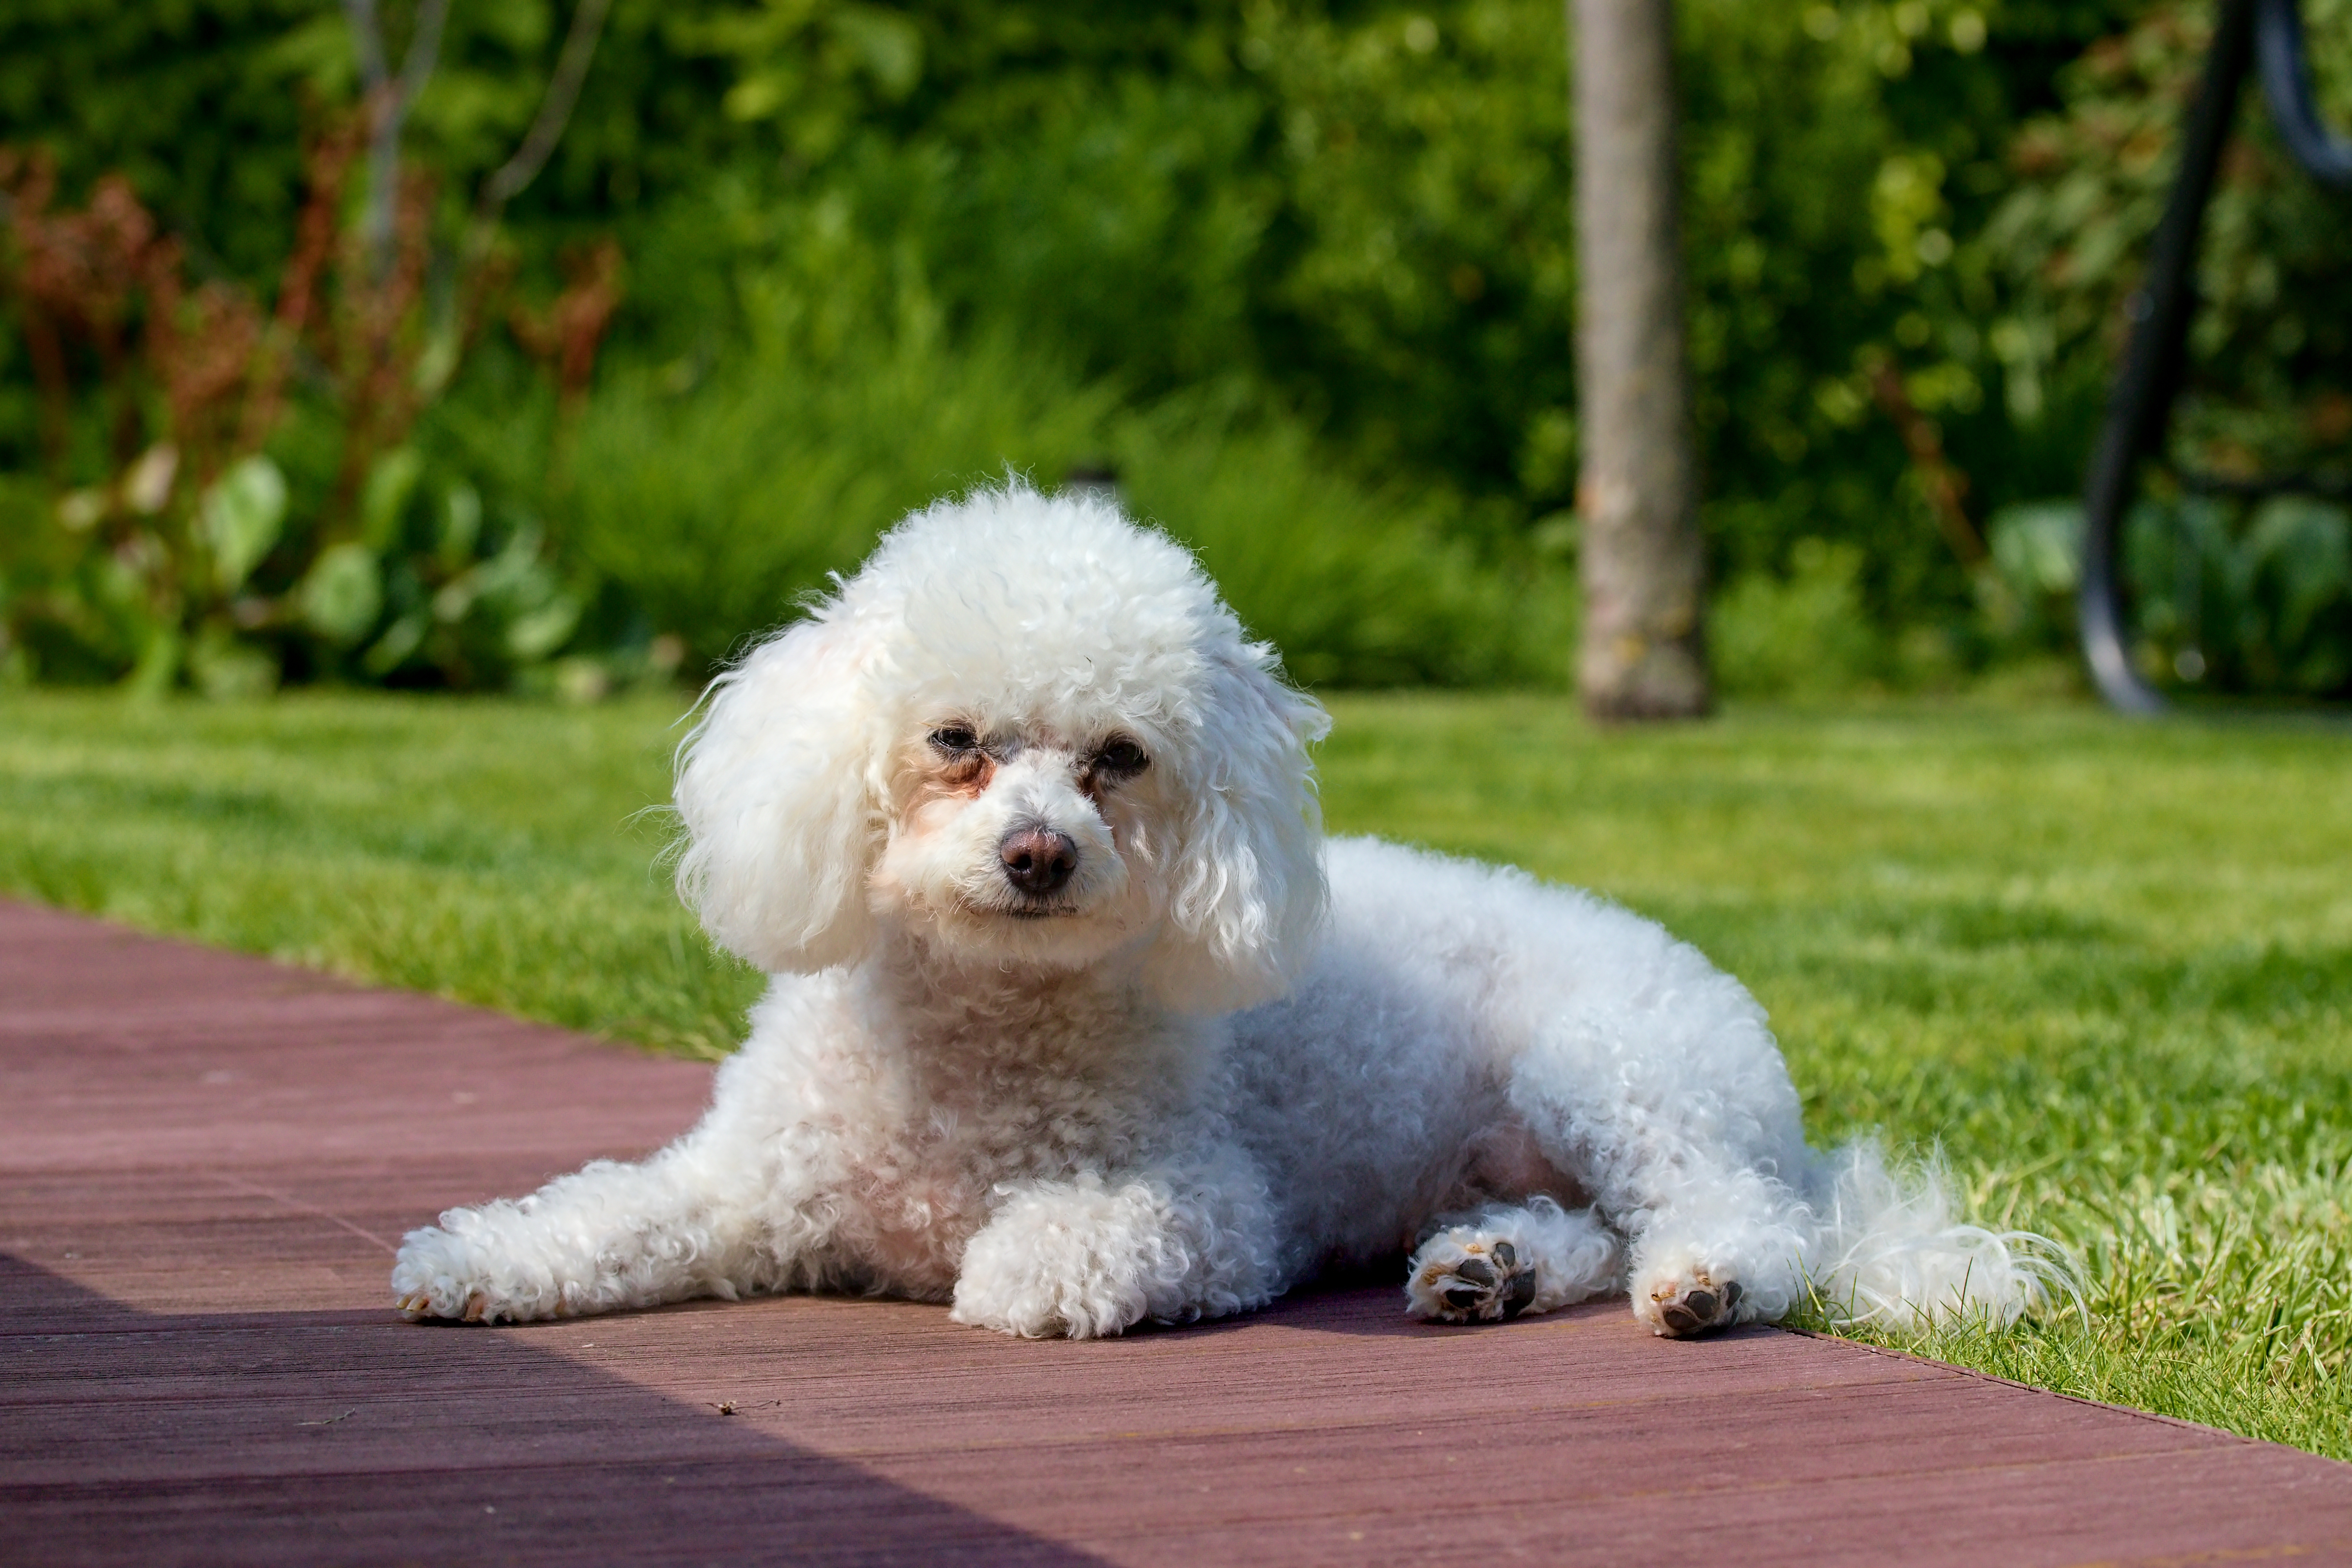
<box><xmin>673</xmin><ymin>483</ymin><xmax>1329</xmax><ymax>1012</ymax></box>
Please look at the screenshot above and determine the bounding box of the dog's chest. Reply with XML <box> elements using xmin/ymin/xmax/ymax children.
<box><xmin>808</xmin><ymin>1045</ymin><xmax>1196</xmax><ymax>1283</ymax></box>
<box><xmin>864</xmin><ymin>1052</ymin><xmax>1172</xmax><ymax>1189</ymax></box>
<box><xmin>749</xmin><ymin>975</ymin><xmax>1216</xmax><ymax>1289</ymax></box>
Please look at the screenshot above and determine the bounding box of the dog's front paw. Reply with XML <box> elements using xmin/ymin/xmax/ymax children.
<box><xmin>1407</xmin><ymin>1232</ymin><xmax>1537</xmax><ymax>1323</ymax></box>
<box><xmin>391</xmin><ymin>1219</ymin><xmax>547</xmax><ymax>1326</ymax></box>
<box><xmin>392</xmin><ymin>1227</ymin><xmax>486</xmax><ymax>1323</ymax></box>
<box><xmin>950</xmin><ymin>1180</ymin><xmax>1176</xmax><ymax>1339</ymax></box>
<box><xmin>1634</xmin><ymin>1266</ymin><xmax>1744</xmax><ymax>1338</ymax></box>
<box><xmin>393</xmin><ymin>1284</ymin><xmax>492</xmax><ymax>1322</ymax></box>
<box><xmin>951</xmin><ymin>1268</ymin><xmax>1135</xmax><ymax>1340</ymax></box>
<box><xmin>950</xmin><ymin>1225</ymin><xmax>1151</xmax><ymax>1341</ymax></box>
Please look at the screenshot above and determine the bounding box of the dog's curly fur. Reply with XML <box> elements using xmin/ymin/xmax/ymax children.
<box><xmin>393</xmin><ymin>484</ymin><xmax>2063</xmax><ymax>1339</ymax></box>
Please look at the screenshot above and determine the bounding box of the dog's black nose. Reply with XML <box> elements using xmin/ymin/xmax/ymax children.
<box><xmin>998</xmin><ymin>826</ymin><xmax>1078</xmax><ymax>897</ymax></box>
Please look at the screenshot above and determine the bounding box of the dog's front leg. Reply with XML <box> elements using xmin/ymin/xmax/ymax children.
<box><xmin>949</xmin><ymin>1146</ymin><xmax>1282</xmax><ymax>1339</ymax></box>
<box><xmin>392</xmin><ymin>1133</ymin><xmax>784</xmax><ymax>1324</ymax></box>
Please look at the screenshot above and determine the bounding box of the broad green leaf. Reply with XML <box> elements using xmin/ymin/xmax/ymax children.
<box><xmin>360</xmin><ymin>449</ymin><xmax>425</xmax><ymax>552</ymax></box>
<box><xmin>199</xmin><ymin>456</ymin><xmax>289</xmax><ymax>594</ymax></box>
<box><xmin>508</xmin><ymin>595</ymin><xmax>583</xmax><ymax>661</ymax></box>
<box><xmin>1989</xmin><ymin>502</ymin><xmax>2083</xmax><ymax>598</ymax></box>
<box><xmin>298</xmin><ymin>543</ymin><xmax>384</xmax><ymax>646</ymax></box>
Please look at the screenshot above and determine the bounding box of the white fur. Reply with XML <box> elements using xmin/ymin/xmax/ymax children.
<box><xmin>394</xmin><ymin>483</ymin><xmax>2067</xmax><ymax>1340</ymax></box>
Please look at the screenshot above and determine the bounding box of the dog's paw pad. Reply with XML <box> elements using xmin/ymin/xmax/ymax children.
<box><xmin>1407</xmin><ymin>1234</ymin><xmax>1538</xmax><ymax>1324</ymax></box>
<box><xmin>1648</xmin><ymin>1276</ymin><xmax>1742</xmax><ymax>1338</ymax></box>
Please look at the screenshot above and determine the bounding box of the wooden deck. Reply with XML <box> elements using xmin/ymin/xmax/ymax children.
<box><xmin>4</xmin><ymin>897</ymin><xmax>2349</xmax><ymax>1566</ymax></box>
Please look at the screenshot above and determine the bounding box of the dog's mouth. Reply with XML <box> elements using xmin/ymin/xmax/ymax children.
<box><xmin>958</xmin><ymin>895</ymin><xmax>1083</xmax><ymax>922</ymax></box>
<box><xmin>999</xmin><ymin>904</ymin><xmax>1079</xmax><ymax>921</ymax></box>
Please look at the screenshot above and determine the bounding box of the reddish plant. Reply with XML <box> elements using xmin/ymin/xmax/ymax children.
<box><xmin>0</xmin><ymin>154</ymin><xmax>161</xmax><ymax>475</ymax></box>
<box><xmin>509</xmin><ymin>237</ymin><xmax>624</xmax><ymax>410</ymax></box>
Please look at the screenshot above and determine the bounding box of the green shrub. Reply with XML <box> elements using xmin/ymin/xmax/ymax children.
<box><xmin>1116</xmin><ymin>401</ymin><xmax>1575</xmax><ymax>688</ymax></box>
<box><xmin>8</xmin><ymin>0</ymin><xmax>2347</xmax><ymax>694</ymax></box>
<box><xmin>0</xmin><ymin>155</ymin><xmax>597</xmax><ymax>695</ymax></box>
<box><xmin>549</xmin><ymin>310</ymin><xmax>1573</xmax><ymax>688</ymax></box>
<box><xmin>1985</xmin><ymin>0</ymin><xmax>2352</xmax><ymax>488</ymax></box>
<box><xmin>2127</xmin><ymin>494</ymin><xmax>2352</xmax><ymax>696</ymax></box>
<box><xmin>1979</xmin><ymin>492</ymin><xmax>2352</xmax><ymax>698</ymax></box>
<box><xmin>554</xmin><ymin>329</ymin><xmax>1116</xmax><ymax>673</ymax></box>
<box><xmin>1710</xmin><ymin>538</ymin><xmax>1885</xmax><ymax>698</ymax></box>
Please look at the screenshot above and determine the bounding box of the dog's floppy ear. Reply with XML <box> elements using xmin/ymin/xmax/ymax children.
<box><xmin>673</xmin><ymin>615</ymin><xmax>885</xmax><ymax>973</ymax></box>
<box><xmin>1143</xmin><ymin>644</ymin><xmax>1330</xmax><ymax>1013</ymax></box>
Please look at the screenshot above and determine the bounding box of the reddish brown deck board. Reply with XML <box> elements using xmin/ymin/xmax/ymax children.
<box><xmin>3</xmin><ymin>896</ymin><xmax>2348</xmax><ymax>1566</ymax></box>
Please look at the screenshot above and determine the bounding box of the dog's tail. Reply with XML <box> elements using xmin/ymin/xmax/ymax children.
<box><xmin>1797</xmin><ymin>1142</ymin><xmax>2079</xmax><ymax>1330</ymax></box>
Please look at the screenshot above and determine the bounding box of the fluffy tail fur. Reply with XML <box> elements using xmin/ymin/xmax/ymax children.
<box><xmin>1798</xmin><ymin>1143</ymin><xmax>2080</xmax><ymax>1330</ymax></box>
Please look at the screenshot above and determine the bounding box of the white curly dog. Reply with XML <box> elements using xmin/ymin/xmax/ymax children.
<box><xmin>394</xmin><ymin>484</ymin><xmax>2058</xmax><ymax>1339</ymax></box>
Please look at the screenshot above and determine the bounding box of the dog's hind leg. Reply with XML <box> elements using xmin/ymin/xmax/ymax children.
<box><xmin>1486</xmin><ymin>911</ymin><xmax>1819</xmax><ymax>1338</ymax></box>
<box><xmin>392</xmin><ymin>1138</ymin><xmax>772</xmax><ymax>1324</ymax></box>
<box><xmin>1503</xmin><ymin>1003</ymin><xmax>1816</xmax><ymax>1337</ymax></box>
<box><xmin>1405</xmin><ymin>1198</ymin><xmax>1622</xmax><ymax>1323</ymax></box>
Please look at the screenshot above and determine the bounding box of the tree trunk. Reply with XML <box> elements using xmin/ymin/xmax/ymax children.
<box><xmin>1571</xmin><ymin>0</ymin><xmax>1709</xmax><ymax>719</ymax></box>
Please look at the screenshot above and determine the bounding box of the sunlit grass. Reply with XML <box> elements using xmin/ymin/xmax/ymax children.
<box><xmin>0</xmin><ymin>691</ymin><xmax>755</xmax><ymax>1059</ymax></box>
<box><xmin>2</xmin><ymin>688</ymin><xmax>2348</xmax><ymax>1454</ymax></box>
<box><xmin>1325</xmin><ymin>693</ymin><xmax>2352</xmax><ymax>1456</ymax></box>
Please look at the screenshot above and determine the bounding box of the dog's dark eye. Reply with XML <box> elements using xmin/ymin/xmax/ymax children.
<box><xmin>1093</xmin><ymin>737</ymin><xmax>1149</xmax><ymax>777</ymax></box>
<box><xmin>929</xmin><ymin>725</ymin><xmax>980</xmax><ymax>756</ymax></box>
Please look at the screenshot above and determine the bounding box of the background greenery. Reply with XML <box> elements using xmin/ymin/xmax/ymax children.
<box><xmin>4</xmin><ymin>688</ymin><xmax>2348</xmax><ymax>1455</ymax></box>
<box><xmin>4</xmin><ymin>0</ymin><xmax>2348</xmax><ymax>697</ymax></box>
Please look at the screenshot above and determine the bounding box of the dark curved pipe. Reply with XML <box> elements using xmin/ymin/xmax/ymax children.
<box><xmin>2078</xmin><ymin>0</ymin><xmax>2259</xmax><ymax>713</ymax></box>
<box><xmin>2255</xmin><ymin>0</ymin><xmax>2352</xmax><ymax>188</ymax></box>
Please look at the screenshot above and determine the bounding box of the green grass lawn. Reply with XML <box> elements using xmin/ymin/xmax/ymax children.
<box><xmin>4</xmin><ymin>689</ymin><xmax>2348</xmax><ymax>1454</ymax></box>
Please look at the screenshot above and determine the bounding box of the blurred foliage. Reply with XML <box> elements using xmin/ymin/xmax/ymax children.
<box><xmin>1975</xmin><ymin>490</ymin><xmax>2352</xmax><ymax>696</ymax></box>
<box><xmin>2127</xmin><ymin>494</ymin><xmax>2352</xmax><ymax>695</ymax></box>
<box><xmin>551</xmin><ymin>301</ymin><xmax>1575</xmax><ymax>683</ymax></box>
<box><xmin>1711</xmin><ymin>537</ymin><xmax>1889</xmax><ymax>698</ymax></box>
<box><xmin>0</xmin><ymin>135</ymin><xmax>616</xmax><ymax>693</ymax></box>
<box><xmin>1973</xmin><ymin>0</ymin><xmax>2352</xmax><ymax>697</ymax></box>
<box><xmin>1</xmin><ymin>0</ymin><xmax>2348</xmax><ymax>693</ymax></box>
<box><xmin>1988</xmin><ymin>0</ymin><xmax>2352</xmax><ymax>481</ymax></box>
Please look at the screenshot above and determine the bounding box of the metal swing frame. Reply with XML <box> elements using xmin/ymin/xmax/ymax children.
<box><xmin>2078</xmin><ymin>0</ymin><xmax>2352</xmax><ymax>713</ymax></box>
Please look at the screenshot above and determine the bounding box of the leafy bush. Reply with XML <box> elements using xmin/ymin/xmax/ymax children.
<box><xmin>1979</xmin><ymin>491</ymin><xmax>2352</xmax><ymax>698</ymax></box>
<box><xmin>547</xmin><ymin>291</ymin><xmax>1573</xmax><ymax>686</ymax></box>
<box><xmin>1117</xmin><ymin>401</ymin><xmax>1576</xmax><ymax>688</ymax></box>
<box><xmin>2126</xmin><ymin>494</ymin><xmax>2352</xmax><ymax>695</ymax></box>
<box><xmin>1710</xmin><ymin>538</ymin><xmax>1886</xmax><ymax>698</ymax></box>
<box><xmin>5</xmin><ymin>0</ymin><xmax>2348</xmax><ymax>695</ymax></box>
<box><xmin>1986</xmin><ymin>0</ymin><xmax>2352</xmax><ymax>487</ymax></box>
<box><xmin>553</xmin><ymin>328</ymin><xmax>1116</xmax><ymax>673</ymax></box>
<box><xmin>0</xmin><ymin>152</ymin><xmax>604</xmax><ymax>693</ymax></box>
